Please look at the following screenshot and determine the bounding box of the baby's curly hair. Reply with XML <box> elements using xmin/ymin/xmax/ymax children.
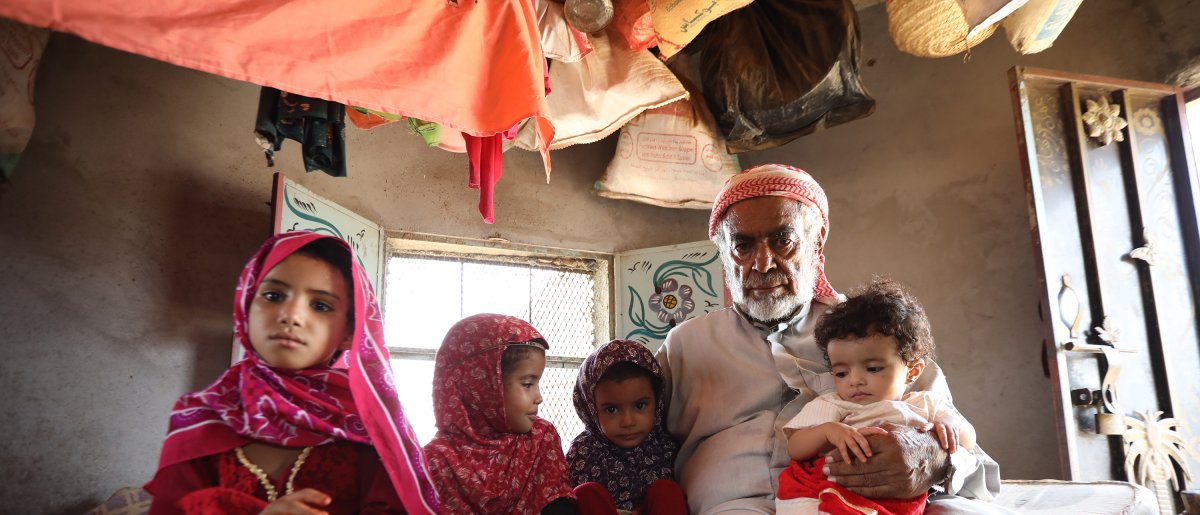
<box><xmin>815</xmin><ymin>278</ymin><xmax>935</xmax><ymax>365</ymax></box>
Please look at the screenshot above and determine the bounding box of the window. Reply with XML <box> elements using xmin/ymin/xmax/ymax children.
<box><xmin>381</xmin><ymin>233</ymin><xmax>611</xmax><ymax>449</ymax></box>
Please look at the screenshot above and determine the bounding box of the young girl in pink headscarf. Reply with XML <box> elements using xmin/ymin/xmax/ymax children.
<box><xmin>145</xmin><ymin>232</ymin><xmax>439</xmax><ymax>515</ymax></box>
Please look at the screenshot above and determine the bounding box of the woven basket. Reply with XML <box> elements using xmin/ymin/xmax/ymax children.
<box><xmin>887</xmin><ymin>0</ymin><xmax>998</xmax><ymax>57</ymax></box>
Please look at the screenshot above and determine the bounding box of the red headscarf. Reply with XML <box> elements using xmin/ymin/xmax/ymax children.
<box><xmin>708</xmin><ymin>164</ymin><xmax>840</xmax><ymax>303</ymax></box>
<box><xmin>146</xmin><ymin>231</ymin><xmax>440</xmax><ymax>514</ymax></box>
<box><xmin>423</xmin><ymin>314</ymin><xmax>574</xmax><ymax>514</ymax></box>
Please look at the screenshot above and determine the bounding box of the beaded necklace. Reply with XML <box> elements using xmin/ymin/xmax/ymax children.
<box><xmin>234</xmin><ymin>446</ymin><xmax>314</xmax><ymax>502</ymax></box>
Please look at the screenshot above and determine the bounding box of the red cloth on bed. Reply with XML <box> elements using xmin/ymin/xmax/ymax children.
<box><xmin>777</xmin><ymin>456</ymin><xmax>927</xmax><ymax>515</ymax></box>
<box><xmin>574</xmin><ymin>480</ymin><xmax>688</xmax><ymax>515</ymax></box>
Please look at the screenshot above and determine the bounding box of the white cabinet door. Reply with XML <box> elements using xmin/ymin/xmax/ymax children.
<box><xmin>615</xmin><ymin>241</ymin><xmax>727</xmax><ymax>353</ymax></box>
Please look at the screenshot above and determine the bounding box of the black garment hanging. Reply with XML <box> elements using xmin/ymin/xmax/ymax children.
<box><xmin>254</xmin><ymin>87</ymin><xmax>347</xmax><ymax>177</ymax></box>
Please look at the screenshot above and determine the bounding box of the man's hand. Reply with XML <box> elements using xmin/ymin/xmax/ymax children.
<box><xmin>823</xmin><ymin>423</ymin><xmax>948</xmax><ymax>499</ymax></box>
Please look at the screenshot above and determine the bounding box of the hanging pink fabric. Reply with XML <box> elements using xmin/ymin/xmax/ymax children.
<box><xmin>464</xmin><ymin>133</ymin><xmax>504</xmax><ymax>224</ymax></box>
<box><xmin>0</xmin><ymin>0</ymin><xmax>555</xmax><ymax>167</ymax></box>
<box><xmin>145</xmin><ymin>231</ymin><xmax>440</xmax><ymax>514</ymax></box>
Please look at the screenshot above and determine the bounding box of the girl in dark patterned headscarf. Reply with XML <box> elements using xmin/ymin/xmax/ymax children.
<box><xmin>567</xmin><ymin>340</ymin><xmax>687</xmax><ymax>514</ymax></box>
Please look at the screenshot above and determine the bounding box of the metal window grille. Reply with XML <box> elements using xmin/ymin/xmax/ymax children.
<box><xmin>383</xmin><ymin>254</ymin><xmax>596</xmax><ymax>448</ymax></box>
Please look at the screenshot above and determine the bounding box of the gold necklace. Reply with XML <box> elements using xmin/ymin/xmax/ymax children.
<box><xmin>234</xmin><ymin>446</ymin><xmax>314</xmax><ymax>502</ymax></box>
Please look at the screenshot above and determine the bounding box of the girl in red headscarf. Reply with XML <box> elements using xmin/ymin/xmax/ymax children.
<box><xmin>145</xmin><ymin>231</ymin><xmax>440</xmax><ymax>515</ymax></box>
<box><xmin>423</xmin><ymin>314</ymin><xmax>577</xmax><ymax>514</ymax></box>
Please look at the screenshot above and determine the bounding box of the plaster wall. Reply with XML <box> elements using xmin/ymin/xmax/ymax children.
<box><xmin>0</xmin><ymin>0</ymin><xmax>1196</xmax><ymax>511</ymax></box>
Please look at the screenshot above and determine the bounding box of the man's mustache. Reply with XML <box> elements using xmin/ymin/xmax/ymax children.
<box><xmin>741</xmin><ymin>271</ymin><xmax>789</xmax><ymax>289</ymax></box>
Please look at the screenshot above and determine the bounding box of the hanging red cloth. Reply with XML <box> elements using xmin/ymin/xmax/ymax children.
<box><xmin>464</xmin><ymin>133</ymin><xmax>504</xmax><ymax>224</ymax></box>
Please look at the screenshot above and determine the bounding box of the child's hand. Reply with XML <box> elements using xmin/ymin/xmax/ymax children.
<box><xmin>921</xmin><ymin>421</ymin><xmax>960</xmax><ymax>454</ymax></box>
<box><xmin>259</xmin><ymin>489</ymin><xmax>332</xmax><ymax>515</ymax></box>
<box><xmin>823</xmin><ymin>423</ymin><xmax>885</xmax><ymax>464</ymax></box>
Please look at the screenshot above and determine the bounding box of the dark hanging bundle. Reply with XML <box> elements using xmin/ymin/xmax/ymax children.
<box><xmin>254</xmin><ymin>87</ymin><xmax>347</xmax><ymax>177</ymax></box>
<box><xmin>693</xmin><ymin>0</ymin><xmax>875</xmax><ymax>153</ymax></box>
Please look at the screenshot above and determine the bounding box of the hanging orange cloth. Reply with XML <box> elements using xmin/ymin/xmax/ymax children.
<box><xmin>0</xmin><ymin>0</ymin><xmax>555</xmax><ymax>170</ymax></box>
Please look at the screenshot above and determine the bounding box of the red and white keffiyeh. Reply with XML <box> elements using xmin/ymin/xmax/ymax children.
<box><xmin>424</xmin><ymin>314</ymin><xmax>574</xmax><ymax>514</ymax></box>
<box><xmin>146</xmin><ymin>231</ymin><xmax>440</xmax><ymax>514</ymax></box>
<box><xmin>708</xmin><ymin>164</ymin><xmax>839</xmax><ymax>303</ymax></box>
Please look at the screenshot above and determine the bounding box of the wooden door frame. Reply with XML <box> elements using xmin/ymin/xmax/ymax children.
<box><xmin>1185</xmin><ymin>86</ymin><xmax>1200</xmax><ymax>103</ymax></box>
<box><xmin>1164</xmin><ymin>87</ymin><xmax>1200</xmax><ymax>329</ymax></box>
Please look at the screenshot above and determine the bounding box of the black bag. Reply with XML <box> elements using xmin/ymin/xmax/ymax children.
<box><xmin>694</xmin><ymin>0</ymin><xmax>875</xmax><ymax>153</ymax></box>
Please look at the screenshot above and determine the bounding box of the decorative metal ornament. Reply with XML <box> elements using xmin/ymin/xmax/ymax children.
<box><xmin>1095</xmin><ymin>317</ymin><xmax>1121</xmax><ymax>344</ymax></box>
<box><xmin>1058</xmin><ymin>275</ymin><xmax>1085</xmax><ymax>339</ymax></box>
<box><xmin>1129</xmin><ymin>229</ymin><xmax>1158</xmax><ymax>266</ymax></box>
<box><xmin>1124</xmin><ymin>411</ymin><xmax>1194</xmax><ymax>515</ymax></box>
<box><xmin>1096</xmin><ymin>412</ymin><xmax>1127</xmax><ymax>436</ymax></box>
<box><xmin>1080</xmin><ymin>97</ymin><xmax>1128</xmax><ymax>146</ymax></box>
<box><xmin>1058</xmin><ymin>277</ymin><xmax>1139</xmax><ymax>436</ymax></box>
<box><xmin>1132</xmin><ymin>107</ymin><xmax>1162</xmax><ymax>136</ymax></box>
<box><xmin>1095</xmin><ymin>344</ymin><xmax>1124</xmax><ymax>436</ymax></box>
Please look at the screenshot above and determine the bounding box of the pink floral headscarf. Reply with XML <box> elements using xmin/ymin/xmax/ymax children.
<box><xmin>146</xmin><ymin>231</ymin><xmax>439</xmax><ymax>514</ymax></box>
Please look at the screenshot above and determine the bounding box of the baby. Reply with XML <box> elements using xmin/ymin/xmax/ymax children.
<box><xmin>777</xmin><ymin>279</ymin><xmax>975</xmax><ymax>515</ymax></box>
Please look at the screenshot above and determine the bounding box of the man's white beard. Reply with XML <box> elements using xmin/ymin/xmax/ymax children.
<box><xmin>737</xmin><ymin>291</ymin><xmax>806</xmax><ymax>325</ymax></box>
<box><xmin>723</xmin><ymin>253</ymin><xmax>818</xmax><ymax>325</ymax></box>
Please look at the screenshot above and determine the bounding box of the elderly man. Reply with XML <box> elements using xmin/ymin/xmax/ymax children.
<box><xmin>656</xmin><ymin>164</ymin><xmax>1002</xmax><ymax>514</ymax></box>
